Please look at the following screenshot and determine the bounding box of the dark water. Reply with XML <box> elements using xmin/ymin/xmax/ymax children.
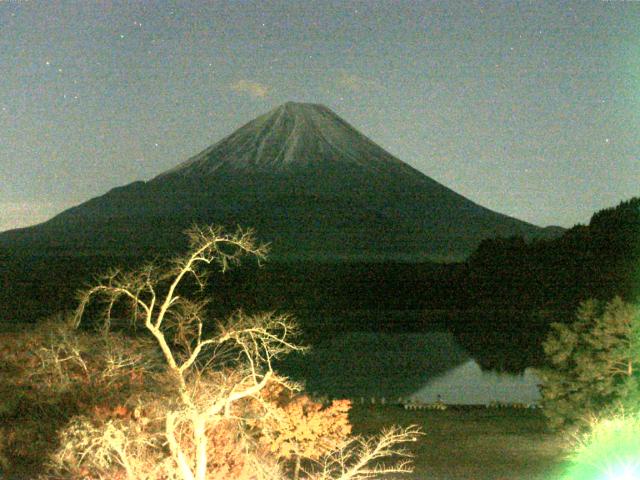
<box><xmin>277</xmin><ymin>310</ymin><xmax>543</xmax><ymax>403</ymax></box>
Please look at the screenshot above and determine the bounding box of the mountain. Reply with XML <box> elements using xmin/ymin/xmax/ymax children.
<box><xmin>0</xmin><ymin>102</ymin><xmax>561</xmax><ymax>261</ymax></box>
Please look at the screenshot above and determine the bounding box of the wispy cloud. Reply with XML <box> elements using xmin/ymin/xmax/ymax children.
<box><xmin>337</xmin><ymin>71</ymin><xmax>384</xmax><ymax>92</ymax></box>
<box><xmin>230</xmin><ymin>79</ymin><xmax>270</xmax><ymax>98</ymax></box>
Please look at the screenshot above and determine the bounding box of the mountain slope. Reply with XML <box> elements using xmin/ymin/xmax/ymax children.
<box><xmin>0</xmin><ymin>102</ymin><xmax>560</xmax><ymax>261</ymax></box>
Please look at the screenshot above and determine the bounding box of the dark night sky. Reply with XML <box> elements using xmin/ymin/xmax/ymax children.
<box><xmin>1</xmin><ymin>0</ymin><xmax>638</xmax><ymax>232</ymax></box>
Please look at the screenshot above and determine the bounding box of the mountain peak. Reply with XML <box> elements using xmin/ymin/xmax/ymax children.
<box><xmin>280</xmin><ymin>101</ymin><xmax>325</xmax><ymax>109</ymax></box>
<box><xmin>153</xmin><ymin>101</ymin><xmax>413</xmax><ymax>180</ymax></box>
<box><xmin>275</xmin><ymin>101</ymin><xmax>331</xmax><ymax>116</ymax></box>
<box><xmin>267</xmin><ymin>101</ymin><xmax>336</xmax><ymax>128</ymax></box>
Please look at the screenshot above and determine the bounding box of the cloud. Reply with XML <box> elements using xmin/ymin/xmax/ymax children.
<box><xmin>230</xmin><ymin>79</ymin><xmax>270</xmax><ymax>98</ymax></box>
<box><xmin>337</xmin><ymin>71</ymin><xmax>384</xmax><ymax>92</ymax></box>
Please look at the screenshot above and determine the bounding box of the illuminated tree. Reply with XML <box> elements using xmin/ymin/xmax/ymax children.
<box><xmin>254</xmin><ymin>382</ymin><xmax>352</xmax><ymax>480</ymax></box>
<box><xmin>537</xmin><ymin>297</ymin><xmax>640</xmax><ymax>429</ymax></box>
<box><xmin>43</xmin><ymin>225</ymin><xmax>420</xmax><ymax>480</ymax></box>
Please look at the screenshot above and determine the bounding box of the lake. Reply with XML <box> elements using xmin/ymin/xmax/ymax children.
<box><xmin>278</xmin><ymin>310</ymin><xmax>542</xmax><ymax>405</ymax></box>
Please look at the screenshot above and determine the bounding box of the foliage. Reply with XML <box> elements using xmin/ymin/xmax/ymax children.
<box><xmin>256</xmin><ymin>382</ymin><xmax>351</xmax><ymax>460</ymax></box>
<box><xmin>560</xmin><ymin>410</ymin><xmax>640</xmax><ymax>480</ymax></box>
<box><xmin>34</xmin><ymin>225</ymin><xmax>420</xmax><ymax>480</ymax></box>
<box><xmin>0</xmin><ymin>329</ymin><xmax>47</xmax><ymax>474</ymax></box>
<box><xmin>253</xmin><ymin>382</ymin><xmax>352</xmax><ymax>479</ymax></box>
<box><xmin>537</xmin><ymin>297</ymin><xmax>640</xmax><ymax>429</ymax></box>
<box><xmin>0</xmin><ymin>316</ymin><xmax>152</xmax><ymax>478</ymax></box>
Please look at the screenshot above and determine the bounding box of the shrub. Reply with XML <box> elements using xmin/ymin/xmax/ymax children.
<box><xmin>253</xmin><ymin>381</ymin><xmax>352</xmax><ymax>479</ymax></box>
<box><xmin>0</xmin><ymin>316</ymin><xmax>156</xmax><ymax>478</ymax></box>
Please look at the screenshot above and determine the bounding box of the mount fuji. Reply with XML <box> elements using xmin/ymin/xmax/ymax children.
<box><xmin>0</xmin><ymin>102</ymin><xmax>560</xmax><ymax>261</ymax></box>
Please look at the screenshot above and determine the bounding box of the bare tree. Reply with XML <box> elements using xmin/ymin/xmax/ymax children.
<box><xmin>48</xmin><ymin>225</ymin><xmax>421</xmax><ymax>480</ymax></box>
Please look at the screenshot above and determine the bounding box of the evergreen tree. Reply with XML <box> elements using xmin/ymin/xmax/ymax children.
<box><xmin>537</xmin><ymin>297</ymin><xmax>640</xmax><ymax>429</ymax></box>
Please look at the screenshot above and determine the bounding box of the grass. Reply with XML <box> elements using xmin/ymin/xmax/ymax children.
<box><xmin>349</xmin><ymin>404</ymin><xmax>570</xmax><ymax>480</ymax></box>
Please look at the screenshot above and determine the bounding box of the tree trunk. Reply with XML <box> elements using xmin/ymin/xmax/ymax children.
<box><xmin>293</xmin><ymin>454</ymin><xmax>301</xmax><ymax>480</ymax></box>
<box><xmin>193</xmin><ymin>415</ymin><xmax>208</xmax><ymax>480</ymax></box>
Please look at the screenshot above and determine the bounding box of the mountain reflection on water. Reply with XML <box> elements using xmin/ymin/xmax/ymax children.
<box><xmin>278</xmin><ymin>313</ymin><xmax>542</xmax><ymax>405</ymax></box>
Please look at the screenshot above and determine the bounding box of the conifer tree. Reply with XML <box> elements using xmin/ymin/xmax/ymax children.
<box><xmin>537</xmin><ymin>297</ymin><xmax>640</xmax><ymax>429</ymax></box>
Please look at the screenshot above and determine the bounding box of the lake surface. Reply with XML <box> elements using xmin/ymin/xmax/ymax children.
<box><xmin>278</xmin><ymin>317</ymin><xmax>542</xmax><ymax>405</ymax></box>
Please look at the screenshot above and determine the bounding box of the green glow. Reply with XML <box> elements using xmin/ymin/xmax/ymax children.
<box><xmin>603</xmin><ymin>462</ymin><xmax>640</xmax><ymax>480</ymax></box>
<box><xmin>561</xmin><ymin>414</ymin><xmax>640</xmax><ymax>480</ymax></box>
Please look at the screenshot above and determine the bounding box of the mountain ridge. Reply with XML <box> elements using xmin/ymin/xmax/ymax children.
<box><xmin>0</xmin><ymin>102</ymin><xmax>562</xmax><ymax>261</ymax></box>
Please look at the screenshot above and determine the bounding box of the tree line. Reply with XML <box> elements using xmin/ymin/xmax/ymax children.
<box><xmin>2</xmin><ymin>198</ymin><xmax>638</xmax><ymax>371</ymax></box>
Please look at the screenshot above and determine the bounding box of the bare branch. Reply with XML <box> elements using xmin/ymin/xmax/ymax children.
<box><xmin>308</xmin><ymin>425</ymin><xmax>423</xmax><ymax>480</ymax></box>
